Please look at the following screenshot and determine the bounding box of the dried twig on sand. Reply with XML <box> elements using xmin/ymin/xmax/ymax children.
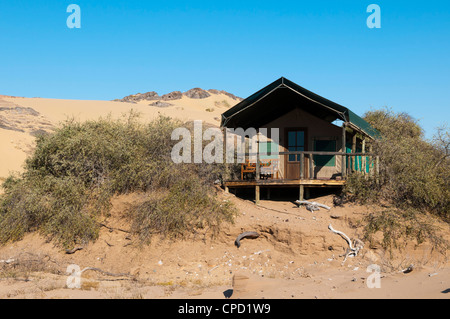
<box><xmin>80</xmin><ymin>267</ymin><xmax>132</xmax><ymax>278</ymax></box>
<box><xmin>99</xmin><ymin>223</ymin><xmax>131</xmax><ymax>233</ymax></box>
<box><xmin>0</xmin><ymin>258</ymin><xmax>15</xmax><ymax>264</ymax></box>
<box><xmin>65</xmin><ymin>247</ymin><xmax>83</xmax><ymax>254</ymax></box>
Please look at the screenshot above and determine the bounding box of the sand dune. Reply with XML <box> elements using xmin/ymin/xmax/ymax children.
<box><xmin>0</xmin><ymin>193</ymin><xmax>448</xmax><ymax>299</ymax></box>
<box><xmin>0</xmin><ymin>93</ymin><xmax>448</xmax><ymax>300</ymax></box>
<box><xmin>0</xmin><ymin>92</ymin><xmax>237</xmax><ymax>180</ymax></box>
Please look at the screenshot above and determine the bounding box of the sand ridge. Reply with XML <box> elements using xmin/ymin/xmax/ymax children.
<box><xmin>0</xmin><ymin>92</ymin><xmax>238</xmax><ymax>181</ymax></box>
<box><xmin>0</xmin><ymin>191</ymin><xmax>448</xmax><ymax>299</ymax></box>
<box><xmin>0</xmin><ymin>93</ymin><xmax>448</xmax><ymax>299</ymax></box>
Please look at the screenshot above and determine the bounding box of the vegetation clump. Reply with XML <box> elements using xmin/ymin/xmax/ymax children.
<box><xmin>0</xmin><ymin>113</ymin><xmax>237</xmax><ymax>248</ymax></box>
<box><xmin>344</xmin><ymin>108</ymin><xmax>449</xmax><ymax>251</ymax></box>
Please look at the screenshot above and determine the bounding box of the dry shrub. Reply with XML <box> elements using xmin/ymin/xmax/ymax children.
<box><xmin>128</xmin><ymin>175</ymin><xmax>236</xmax><ymax>243</ymax></box>
<box><xmin>347</xmin><ymin>108</ymin><xmax>450</xmax><ymax>219</ymax></box>
<box><xmin>0</xmin><ymin>112</ymin><xmax>237</xmax><ymax>248</ymax></box>
<box><xmin>363</xmin><ymin>209</ymin><xmax>447</xmax><ymax>255</ymax></box>
<box><xmin>345</xmin><ymin>108</ymin><xmax>449</xmax><ymax>252</ymax></box>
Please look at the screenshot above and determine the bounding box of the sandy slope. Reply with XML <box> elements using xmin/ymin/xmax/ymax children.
<box><xmin>0</xmin><ymin>93</ymin><xmax>448</xmax><ymax>299</ymax></box>
<box><xmin>0</xmin><ymin>93</ymin><xmax>236</xmax><ymax>180</ymax></box>
<box><xmin>5</xmin><ymin>95</ymin><xmax>230</xmax><ymax>125</ymax></box>
<box><xmin>0</xmin><ymin>191</ymin><xmax>448</xmax><ymax>299</ymax></box>
<box><xmin>0</xmin><ymin>129</ymin><xmax>34</xmax><ymax>178</ymax></box>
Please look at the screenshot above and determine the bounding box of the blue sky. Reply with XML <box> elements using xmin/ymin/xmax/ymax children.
<box><xmin>0</xmin><ymin>1</ymin><xmax>449</xmax><ymax>139</ymax></box>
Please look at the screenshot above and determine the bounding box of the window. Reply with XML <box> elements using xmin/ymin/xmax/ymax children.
<box><xmin>259</xmin><ymin>141</ymin><xmax>279</xmax><ymax>159</ymax></box>
<box><xmin>287</xmin><ymin>130</ymin><xmax>305</xmax><ymax>162</ymax></box>
<box><xmin>314</xmin><ymin>139</ymin><xmax>336</xmax><ymax>167</ymax></box>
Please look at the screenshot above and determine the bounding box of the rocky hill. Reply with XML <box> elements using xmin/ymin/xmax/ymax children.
<box><xmin>0</xmin><ymin>98</ymin><xmax>53</xmax><ymax>135</ymax></box>
<box><xmin>0</xmin><ymin>89</ymin><xmax>240</xmax><ymax>179</ymax></box>
<box><xmin>116</xmin><ymin>88</ymin><xmax>242</xmax><ymax>103</ymax></box>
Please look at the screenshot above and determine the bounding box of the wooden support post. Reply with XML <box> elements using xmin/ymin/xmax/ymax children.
<box><xmin>299</xmin><ymin>185</ymin><xmax>304</xmax><ymax>201</ymax></box>
<box><xmin>255</xmin><ymin>185</ymin><xmax>260</xmax><ymax>204</ymax></box>
<box><xmin>309</xmin><ymin>154</ymin><xmax>314</xmax><ymax>180</ymax></box>
<box><xmin>362</xmin><ymin>138</ymin><xmax>366</xmax><ymax>176</ymax></box>
<box><xmin>256</xmin><ymin>138</ymin><xmax>260</xmax><ymax>181</ymax></box>
<box><xmin>267</xmin><ymin>187</ymin><xmax>271</xmax><ymax>200</ymax></box>
<box><xmin>368</xmin><ymin>144</ymin><xmax>373</xmax><ymax>177</ymax></box>
<box><xmin>300</xmin><ymin>152</ymin><xmax>304</xmax><ymax>179</ymax></box>
<box><xmin>347</xmin><ymin>153</ymin><xmax>351</xmax><ymax>175</ymax></box>
<box><xmin>375</xmin><ymin>156</ymin><xmax>380</xmax><ymax>185</ymax></box>
<box><xmin>351</xmin><ymin>134</ymin><xmax>357</xmax><ymax>172</ymax></box>
<box><xmin>342</xmin><ymin>123</ymin><xmax>346</xmax><ymax>179</ymax></box>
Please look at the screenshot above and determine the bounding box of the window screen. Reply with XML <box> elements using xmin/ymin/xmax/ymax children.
<box><xmin>287</xmin><ymin>130</ymin><xmax>305</xmax><ymax>162</ymax></box>
<box><xmin>314</xmin><ymin>140</ymin><xmax>336</xmax><ymax>167</ymax></box>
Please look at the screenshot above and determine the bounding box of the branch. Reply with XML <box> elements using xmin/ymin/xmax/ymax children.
<box><xmin>80</xmin><ymin>267</ymin><xmax>132</xmax><ymax>278</ymax></box>
<box><xmin>296</xmin><ymin>200</ymin><xmax>331</xmax><ymax>211</ymax></box>
<box><xmin>65</xmin><ymin>247</ymin><xmax>83</xmax><ymax>254</ymax></box>
<box><xmin>99</xmin><ymin>223</ymin><xmax>131</xmax><ymax>233</ymax></box>
<box><xmin>328</xmin><ymin>224</ymin><xmax>364</xmax><ymax>265</ymax></box>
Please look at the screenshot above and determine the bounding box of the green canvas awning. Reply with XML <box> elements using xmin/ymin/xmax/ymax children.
<box><xmin>221</xmin><ymin>77</ymin><xmax>380</xmax><ymax>139</ymax></box>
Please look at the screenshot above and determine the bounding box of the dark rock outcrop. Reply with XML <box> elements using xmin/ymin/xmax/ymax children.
<box><xmin>149</xmin><ymin>101</ymin><xmax>173</xmax><ymax>108</ymax></box>
<box><xmin>183</xmin><ymin>88</ymin><xmax>211</xmax><ymax>99</ymax></box>
<box><xmin>161</xmin><ymin>91</ymin><xmax>183</xmax><ymax>101</ymax></box>
<box><xmin>208</xmin><ymin>89</ymin><xmax>242</xmax><ymax>101</ymax></box>
<box><xmin>116</xmin><ymin>87</ymin><xmax>242</xmax><ymax>103</ymax></box>
<box><xmin>118</xmin><ymin>91</ymin><xmax>160</xmax><ymax>103</ymax></box>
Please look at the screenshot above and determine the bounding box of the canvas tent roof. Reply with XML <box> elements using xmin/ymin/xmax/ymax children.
<box><xmin>221</xmin><ymin>77</ymin><xmax>380</xmax><ymax>139</ymax></box>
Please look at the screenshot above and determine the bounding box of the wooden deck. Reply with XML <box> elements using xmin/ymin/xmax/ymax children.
<box><xmin>223</xmin><ymin>178</ymin><xmax>345</xmax><ymax>188</ymax></box>
<box><xmin>223</xmin><ymin>178</ymin><xmax>345</xmax><ymax>203</ymax></box>
<box><xmin>222</xmin><ymin>149</ymin><xmax>376</xmax><ymax>203</ymax></box>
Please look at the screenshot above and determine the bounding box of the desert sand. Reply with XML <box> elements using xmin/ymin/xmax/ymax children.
<box><xmin>0</xmin><ymin>93</ymin><xmax>448</xmax><ymax>299</ymax></box>
<box><xmin>0</xmin><ymin>192</ymin><xmax>448</xmax><ymax>299</ymax></box>
<box><xmin>0</xmin><ymin>92</ymin><xmax>235</xmax><ymax>180</ymax></box>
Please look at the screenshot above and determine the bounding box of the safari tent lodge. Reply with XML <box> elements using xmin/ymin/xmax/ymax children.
<box><xmin>220</xmin><ymin>77</ymin><xmax>379</xmax><ymax>203</ymax></box>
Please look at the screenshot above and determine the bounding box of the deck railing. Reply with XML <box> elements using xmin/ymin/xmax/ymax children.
<box><xmin>237</xmin><ymin>151</ymin><xmax>379</xmax><ymax>181</ymax></box>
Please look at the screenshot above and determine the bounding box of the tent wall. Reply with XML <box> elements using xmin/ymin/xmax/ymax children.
<box><xmin>260</xmin><ymin>108</ymin><xmax>343</xmax><ymax>179</ymax></box>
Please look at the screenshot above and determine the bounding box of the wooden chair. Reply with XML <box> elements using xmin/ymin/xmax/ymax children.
<box><xmin>260</xmin><ymin>159</ymin><xmax>279</xmax><ymax>179</ymax></box>
<box><xmin>241</xmin><ymin>160</ymin><xmax>256</xmax><ymax>180</ymax></box>
<box><xmin>241</xmin><ymin>159</ymin><xmax>279</xmax><ymax>180</ymax></box>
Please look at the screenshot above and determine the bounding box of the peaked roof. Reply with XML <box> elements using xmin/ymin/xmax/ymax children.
<box><xmin>221</xmin><ymin>77</ymin><xmax>379</xmax><ymax>139</ymax></box>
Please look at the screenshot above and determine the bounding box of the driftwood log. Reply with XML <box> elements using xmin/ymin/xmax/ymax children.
<box><xmin>295</xmin><ymin>200</ymin><xmax>331</xmax><ymax>212</ymax></box>
<box><xmin>401</xmin><ymin>265</ymin><xmax>414</xmax><ymax>274</ymax></box>
<box><xmin>328</xmin><ymin>224</ymin><xmax>364</xmax><ymax>264</ymax></box>
<box><xmin>235</xmin><ymin>231</ymin><xmax>260</xmax><ymax>248</ymax></box>
<box><xmin>65</xmin><ymin>247</ymin><xmax>83</xmax><ymax>254</ymax></box>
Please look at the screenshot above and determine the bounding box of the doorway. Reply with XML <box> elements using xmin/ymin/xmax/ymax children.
<box><xmin>284</xmin><ymin>128</ymin><xmax>308</xmax><ymax>179</ymax></box>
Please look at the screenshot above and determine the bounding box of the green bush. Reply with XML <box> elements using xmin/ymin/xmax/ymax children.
<box><xmin>0</xmin><ymin>174</ymin><xmax>101</xmax><ymax>247</ymax></box>
<box><xmin>26</xmin><ymin>113</ymin><xmax>181</xmax><ymax>192</ymax></box>
<box><xmin>0</xmin><ymin>113</ymin><xmax>237</xmax><ymax>248</ymax></box>
<box><xmin>344</xmin><ymin>108</ymin><xmax>449</xmax><ymax>252</ymax></box>
<box><xmin>128</xmin><ymin>175</ymin><xmax>236</xmax><ymax>243</ymax></box>
<box><xmin>346</xmin><ymin>108</ymin><xmax>450</xmax><ymax>220</ymax></box>
<box><xmin>363</xmin><ymin>209</ymin><xmax>447</xmax><ymax>255</ymax></box>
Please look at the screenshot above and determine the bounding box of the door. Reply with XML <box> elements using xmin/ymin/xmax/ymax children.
<box><xmin>285</xmin><ymin>128</ymin><xmax>307</xmax><ymax>179</ymax></box>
